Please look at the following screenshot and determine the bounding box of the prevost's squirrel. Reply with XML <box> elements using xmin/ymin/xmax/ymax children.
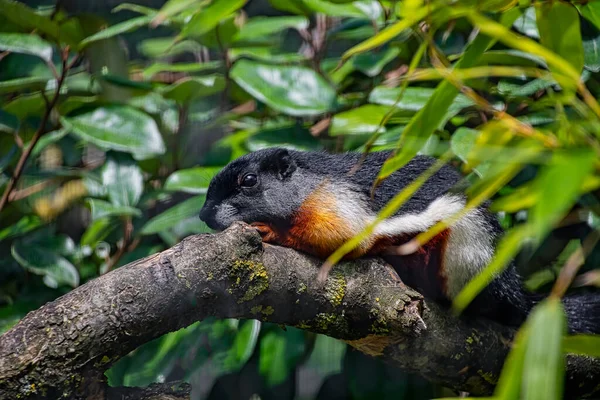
<box><xmin>199</xmin><ymin>147</ymin><xmax>600</xmax><ymax>334</ymax></box>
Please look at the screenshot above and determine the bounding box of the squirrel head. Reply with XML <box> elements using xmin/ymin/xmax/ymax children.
<box><xmin>200</xmin><ymin>148</ymin><xmax>312</xmax><ymax>231</ymax></box>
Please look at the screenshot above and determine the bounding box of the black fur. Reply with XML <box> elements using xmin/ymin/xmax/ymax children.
<box><xmin>200</xmin><ymin>148</ymin><xmax>600</xmax><ymax>333</ymax></box>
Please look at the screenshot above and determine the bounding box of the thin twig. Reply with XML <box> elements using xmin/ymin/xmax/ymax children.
<box><xmin>0</xmin><ymin>52</ymin><xmax>77</xmax><ymax>213</ymax></box>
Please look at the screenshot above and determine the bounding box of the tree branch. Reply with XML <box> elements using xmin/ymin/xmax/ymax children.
<box><xmin>0</xmin><ymin>222</ymin><xmax>598</xmax><ymax>399</ymax></box>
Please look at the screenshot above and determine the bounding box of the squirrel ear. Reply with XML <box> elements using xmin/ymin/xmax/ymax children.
<box><xmin>271</xmin><ymin>148</ymin><xmax>297</xmax><ymax>179</ymax></box>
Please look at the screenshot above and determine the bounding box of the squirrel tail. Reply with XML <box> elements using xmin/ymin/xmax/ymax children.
<box><xmin>560</xmin><ymin>292</ymin><xmax>600</xmax><ymax>334</ymax></box>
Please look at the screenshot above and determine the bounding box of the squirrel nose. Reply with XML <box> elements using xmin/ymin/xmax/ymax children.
<box><xmin>199</xmin><ymin>203</ymin><xmax>213</xmax><ymax>223</ymax></box>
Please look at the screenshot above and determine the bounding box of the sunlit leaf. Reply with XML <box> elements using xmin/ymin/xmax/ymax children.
<box><xmin>0</xmin><ymin>215</ymin><xmax>42</xmax><ymax>240</ymax></box>
<box><xmin>563</xmin><ymin>335</ymin><xmax>600</xmax><ymax>358</ymax></box>
<box><xmin>152</xmin><ymin>0</ymin><xmax>200</xmax><ymax>26</ymax></box>
<box><xmin>88</xmin><ymin>198</ymin><xmax>140</xmax><ymax>222</ymax></box>
<box><xmin>578</xmin><ymin>2</ymin><xmax>600</xmax><ymax>31</ymax></box>
<box><xmin>230</xmin><ymin>60</ymin><xmax>337</xmax><ymax>117</ymax></box>
<box><xmin>164</xmin><ymin>167</ymin><xmax>221</xmax><ymax>194</ymax></box>
<box><xmin>61</xmin><ymin>106</ymin><xmax>166</xmax><ymax>160</ymax></box>
<box><xmin>140</xmin><ymin>195</ymin><xmax>205</xmax><ymax>235</ymax></box>
<box><xmin>234</xmin><ymin>16</ymin><xmax>309</xmax><ymax>41</ymax></box>
<box><xmin>101</xmin><ymin>153</ymin><xmax>144</xmax><ymax>207</ymax></box>
<box><xmin>0</xmin><ymin>33</ymin><xmax>53</xmax><ymax>62</ymax></box>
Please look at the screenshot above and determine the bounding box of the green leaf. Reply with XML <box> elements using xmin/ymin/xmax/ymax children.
<box><xmin>142</xmin><ymin>61</ymin><xmax>222</xmax><ymax>79</ymax></box>
<box><xmin>563</xmin><ymin>335</ymin><xmax>600</xmax><ymax>358</ymax></box>
<box><xmin>79</xmin><ymin>15</ymin><xmax>154</xmax><ymax>49</ymax></box>
<box><xmin>159</xmin><ymin>75</ymin><xmax>226</xmax><ymax>104</ymax></box>
<box><xmin>230</xmin><ymin>59</ymin><xmax>337</xmax><ymax>117</ymax></box>
<box><xmin>61</xmin><ymin>106</ymin><xmax>166</xmax><ymax>160</ymax></box>
<box><xmin>579</xmin><ymin>2</ymin><xmax>600</xmax><ymax>31</ymax></box>
<box><xmin>87</xmin><ymin>198</ymin><xmax>141</xmax><ymax>220</ymax></box>
<box><xmin>140</xmin><ymin>195</ymin><xmax>205</xmax><ymax>235</ymax></box>
<box><xmin>181</xmin><ymin>0</ymin><xmax>247</xmax><ymax>38</ymax></box>
<box><xmin>0</xmin><ymin>215</ymin><xmax>42</xmax><ymax>241</ymax></box>
<box><xmin>352</xmin><ymin>47</ymin><xmax>401</xmax><ymax>77</ymax></box>
<box><xmin>234</xmin><ymin>16</ymin><xmax>308</xmax><ymax>41</ymax></box>
<box><xmin>152</xmin><ymin>0</ymin><xmax>201</xmax><ymax>26</ymax></box>
<box><xmin>0</xmin><ymin>0</ymin><xmax>69</xmax><ymax>45</ymax></box>
<box><xmin>164</xmin><ymin>167</ymin><xmax>221</xmax><ymax>194</ymax></box>
<box><xmin>368</xmin><ymin>86</ymin><xmax>474</xmax><ymax>117</ymax></box>
<box><xmin>12</xmin><ymin>242</ymin><xmax>79</xmax><ymax>288</ymax></box>
<box><xmin>81</xmin><ymin>217</ymin><xmax>117</xmax><ymax>247</ymax></box>
<box><xmin>583</xmin><ymin>28</ymin><xmax>600</xmax><ymax>73</ymax></box>
<box><xmin>0</xmin><ymin>76</ymin><xmax>49</xmax><ymax>94</ymax></box>
<box><xmin>229</xmin><ymin>47</ymin><xmax>307</xmax><ymax>63</ymax></box>
<box><xmin>536</xmin><ymin>1</ymin><xmax>584</xmax><ymax>76</ymax></box>
<box><xmin>494</xmin><ymin>320</ymin><xmax>530</xmax><ymax>399</ymax></box>
<box><xmin>259</xmin><ymin>331</ymin><xmax>288</xmax><ymax>386</ymax></box>
<box><xmin>227</xmin><ymin>319</ymin><xmax>261</xmax><ymax>369</ymax></box>
<box><xmin>330</xmin><ymin>105</ymin><xmax>394</xmax><ymax>135</ymax></box>
<box><xmin>513</xmin><ymin>7</ymin><xmax>538</xmax><ymax>39</ymax></box>
<box><xmin>0</xmin><ymin>33</ymin><xmax>53</xmax><ymax>62</ymax></box>
<box><xmin>138</xmin><ymin>37</ymin><xmax>203</xmax><ymax>59</ymax></box>
<box><xmin>530</xmin><ymin>149</ymin><xmax>596</xmax><ymax>238</ymax></box>
<box><xmin>101</xmin><ymin>153</ymin><xmax>144</xmax><ymax>207</ymax></box>
<box><xmin>522</xmin><ymin>299</ymin><xmax>566</xmax><ymax>400</ymax></box>
<box><xmin>30</xmin><ymin>128</ymin><xmax>69</xmax><ymax>157</ymax></box>
<box><xmin>378</xmin><ymin>10</ymin><xmax>520</xmax><ymax>179</ymax></box>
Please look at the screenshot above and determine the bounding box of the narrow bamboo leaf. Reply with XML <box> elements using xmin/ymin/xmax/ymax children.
<box><xmin>0</xmin><ymin>33</ymin><xmax>53</xmax><ymax>62</ymax></box>
<box><xmin>230</xmin><ymin>60</ymin><xmax>337</xmax><ymax>117</ymax></box>
<box><xmin>536</xmin><ymin>2</ymin><xmax>584</xmax><ymax>76</ymax></box>
<box><xmin>140</xmin><ymin>195</ymin><xmax>205</xmax><ymax>235</ymax></box>
<box><xmin>563</xmin><ymin>335</ymin><xmax>600</xmax><ymax>358</ymax></box>
<box><xmin>164</xmin><ymin>167</ymin><xmax>221</xmax><ymax>194</ymax></box>
<box><xmin>530</xmin><ymin>149</ymin><xmax>596</xmax><ymax>237</ymax></box>
<box><xmin>522</xmin><ymin>299</ymin><xmax>566</xmax><ymax>400</ymax></box>
<box><xmin>494</xmin><ymin>321</ymin><xmax>530</xmax><ymax>399</ymax></box>
<box><xmin>79</xmin><ymin>15</ymin><xmax>154</xmax><ymax>49</ymax></box>
<box><xmin>181</xmin><ymin>0</ymin><xmax>247</xmax><ymax>38</ymax></box>
<box><xmin>152</xmin><ymin>0</ymin><xmax>200</xmax><ymax>26</ymax></box>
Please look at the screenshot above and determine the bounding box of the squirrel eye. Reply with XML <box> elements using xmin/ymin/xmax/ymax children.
<box><xmin>240</xmin><ymin>173</ymin><xmax>258</xmax><ymax>188</ymax></box>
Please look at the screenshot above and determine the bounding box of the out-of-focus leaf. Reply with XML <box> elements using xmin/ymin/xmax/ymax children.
<box><xmin>140</xmin><ymin>195</ymin><xmax>205</xmax><ymax>235</ymax></box>
<box><xmin>352</xmin><ymin>47</ymin><xmax>400</xmax><ymax>77</ymax></box>
<box><xmin>579</xmin><ymin>2</ymin><xmax>600</xmax><ymax>31</ymax></box>
<box><xmin>530</xmin><ymin>149</ymin><xmax>596</xmax><ymax>237</ymax></box>
<box><xmin>0</xmin><ymin>33</ymin><xmax>53</xmax><ymax>62</ymax></box>
<box><xmin>234</xmin><ymin>16</ymin><xmax>309</xmax><ymax>41</ymax></box>
<box><xmin>583</xmin><ymin>28</ymin><xmax>600</xmax><ymax>73</ymax></box>
<box><xmin>225</xmin><ymin>319</ymin><xmax>261</xmax><ymax>370</ymax></box>
<box><xmin>141</xmin><ymin>61</ymin><xmax>221</xmax><ymax>79</ymax></box>
<box><xmin>79</xmin><ymin>15</ymin><xmax>154</xmax><ymax>49</ymax></box>
<box><xmin>0</xmin><ymin>215</ymin><xmax>42</xmax><ymax>240</ymax></box>
<box><xmin>159</xmin><ymin>75</ymin><xmax>225</xmax><ymax>104</ymax></box>
<box><xmin>81</xmin><ymin>217</ymin><xmax>116</xmax><ymax>247</ymax></box>
<box><xmin>101</xmin><ymin>153</ymin><xmax>144</xmax><ymax>207</ymax></box>
<box><xmin>513</xmin><ymin>7</ymin><xmax>538</xmax><ymax>39</ymax></box>
<box><xmin>536</xmin><ymin>2</ymin><xmax>584</xmax><ymax>76</ymax></box>
<box><xmin>496</xmin><ymin>78</ymin><xmax>556</xmax><ymax>97</ymax></box>
<box><xmin>563</xmin><ymin>335</ymin><xmax>600</xmax><ymax>358</ymax></box>
<box><xmin>331</xmin><ymin>105</ymin><xmax>394</xmax><ymax>135</ymax></box>
<box><xmin>152</xmin><ymin>0</ymin><xmax>200</xmax><ymax>26</ymax></box>
<box><xmin>138</xmin><ymin>38</ymin><xmax>203</xmax><ymax>59</ymax></box>
<box><xmin>61</xmin><ymin>106</ymin><xmax>166</xmax><ymax>160</ymax></box>
<box><xmin>193</xmin><ymin>14</ymin><xmax>240</xmax><ymax>48</ymax></box>
<box><xmin>0</xmin><ymin>109</ymin><xmax>18</xmax><ymax>134</ymax></box>
<box><xmin>493</xmin><ymin>319</ymin><xmax>530</xmax><ymax>399</ymax></box>
<box><xmin>230</xmin><ymin>60</ymin><xmax>337</xmax><ymax>117</ymax></box>
<box><xmin>181</xmin><ymin>0</ymin><xmax>246</xmax><ymax>37</ymax></box>
<box><xmin>164</xmin><ymin>167</ymin><xmax>221</xmax><ymax>194</ymax></box>
<box><xmin>522</xmin><ymin>298</ymin><xmax>566</xmax><ymax>400</ymax></box>
<box><xmin>369</xmin><ymin>86</ymin><xmax>474</xmax><ymax>117</ymax></box>
<box><xmin>267</xmin><ymin>0</ymin><xmax>312</xmax><ymax>15</ymax></box>
<box><xmin>87</xmin><ymin>199</ymin><xmax>141</xmax><ymax>221</ymax></box>
<box><xmin>303</xmin><ymin>0</ymin><xmax>379</xmax><ymax>18</ymax></box>
<box><xmin>259</xmin><ymin>329</ymin><xmax>305</xmax><ymax>387</ymax></box>
<box><xmin>450</xmin><ymin>127</ymin><xmax>491</xmax><ymax>177</ymax></box>
<box><xmin>12</xmin><ymin>242</ymin><xmax>79</xmax><ymax>288</ymax></box>
<box><xmin>0</xmin><ymin>76</ymin><xmax>49</xmax><ymax>94</ymax></box>
<box><xmin>30</xmin><ymin>128</ymin><xmax>69</xmax><ymax>157</ymax></box>
<box><xmin>229</xmin><ymin>47</ymin><xmax>306</xmax><ymax>63</ymax></box>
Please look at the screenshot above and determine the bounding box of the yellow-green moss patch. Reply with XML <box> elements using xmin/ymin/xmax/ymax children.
<box><xmin>324</xmin><ymin>273</ymin><xmax>346</xmax><ymax>307</ymax></box>
<box><xmin>229</xmin><ymin>260</ymin><xmax>269</xmax><ymax>303</ymax></box>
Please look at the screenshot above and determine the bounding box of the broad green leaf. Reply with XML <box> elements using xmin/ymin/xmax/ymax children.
<box><xmin>138</xmin><ymin>38</ymin><xmax>203</xmax><ymax>59</ymax></box>
<box><xmin>579</xmin><ymin>2</ymin><xmax>600</xmax><ymax>31</ymax></box>
<box><xmin>12</xmin><ymin>242</ymin><xmax>79</xmax><ymax>288</ymax></box>
<box><xmin>152</xmin><ymin>0</ymin><xmax>200</xmax><ymax>26</ymax></box>
<box><xmin>0</xmin><ymin>0</ymin><xmax>72</xmax><ymax>45</ymax></box>
<box><xmin>377</xmin><ymin>10</ymin><xmax>520</xmax><ymax>180</ymax></box>
<box><xmin>164</xmin><ymin>167</ymin><xmax>221</xmax><ymax>194</ymax></box>
<box><xmin>368</xmin><ymin>86</ymin><xmax>474</xmax><ymax>117</ymax></box>
<box><xmin>513</xmin><ymin>7</ymin><xmax>538</xmax><ymax>39</ymax></box>
<box><xmin>259</xmin><ymin>330</ymin><xmax>304</xmax><ymax>387</ymax></box>
<box><xmin>87</xmin><ymin>199</ymin><xmax>141</xmax><ymax>221</ymax></box>
<box><xmin>0</xmin><ymin>76</ymin><xmax>49</xmax><ymax>95</ymax></box>
<box><xmin>79</xmin><ymin>15</ymin><xmax>154</xmax><ymax>49</ymax></box>
<box><xmin>30</xmin><ymin>128</ymin><xmax>69</xmax><ymax>157</ymax></box>
<box><xmin>159</xmin><ymin>75</ymin><xmax>226</xmax><ymax>104</ymax></box>
<box><xmin>0</xmin><ymin>33</ymin><xmax>53</xmax><ymax>62</ymax></box>
<box><xmin>101</xmin><ymin>153</ymin><xmax>144</xmax><ymax>207</ymax></box>
<box><xmin>181</xmin><ymin>0</ymin><xmax>247</xmax><ymax>38</ymax></box>
<box><xmin>522</xmin><ymin>299</ymin><xmax>566</xmax><ymax>400</ymax></box>
<box><xmin>140</xmin><ymin>195</ymin><xmax>205</xmax><ymax>235</ymax></box>
<box><xmin>226</xmin><ymin>319</ymin><xmax>261</xmax><ymax>370</ymax></box>
<box><xmin>330</xmin><ymin>105</ymin><xmax>394</xmax><ymax>135</ymax></box>
<box><xmin>530</xmin><ymin>149</ymin><xmax>596</xmax><ymax>238</ymax></box>
<box><xmin>267</xmin><ymin>0</ymin><xmax>312</xmax><ymax>15</ymax></box>
<box><xmin>234</xmin><ymin>16</ymin><xmax>309</xmax><ymax>41</ymax></box>
<box><xmin>61</xmin><ymin>106</ymin><xmax>166</xmax><ymax>160</ymax></box>
<box><xmin>536</xmin><ymin>2</ymin><xmax>584</xmax><ymax>76</ymax></box>
<box><xmin>230</xmin><ymin>60</ymin><xmax>337</xmax><ymax>117</ymax></box>
<box><xmin>142</xmin><ymin>61</ymin><xmax>222</xmax><ymax>79</ymax></box>
<box><xmin>563</xmin><ymin>335</ymin><xmax>600</xmax><ymax>358</ymax></box>
<box><xmin>0</xmin><ymin>215</ymin><xmax>42</xmax><ymax>241</ymax></box>
<box><xmin>81</xmin><ymin>217</ymin><xmax>117</xmax><ymax>247</ymax></box>
<box><xmin>583</xmin><ymin>28</ymin><xmax>600</xmax><ymax>73</ymax></box>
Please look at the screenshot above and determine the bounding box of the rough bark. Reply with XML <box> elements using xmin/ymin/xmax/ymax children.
<box><xmin>0</xmin><ymin>222</ymin><xmax>598</xmax><ymax>399</ymax></box>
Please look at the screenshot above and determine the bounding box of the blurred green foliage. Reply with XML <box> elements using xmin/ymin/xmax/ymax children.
<box><xmin>1</xmin><ymin>0</ymin><xmax>600</xmax><ymax>398</ymax></box>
